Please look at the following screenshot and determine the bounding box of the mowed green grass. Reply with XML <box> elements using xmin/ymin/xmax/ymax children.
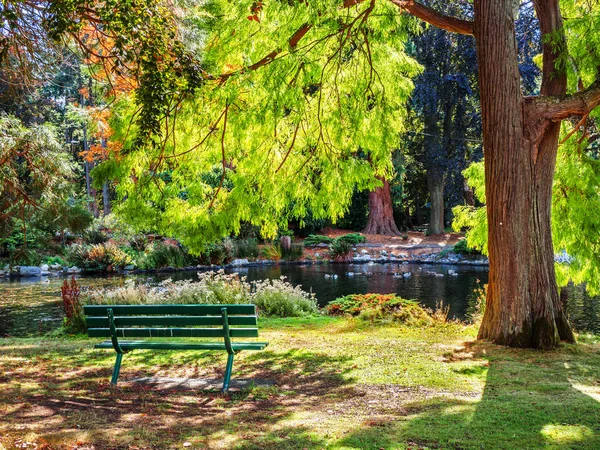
<box><xmin>0</xmin><ymin>316</ymin><xmax>599</xmax><ymax>449</ymax></box>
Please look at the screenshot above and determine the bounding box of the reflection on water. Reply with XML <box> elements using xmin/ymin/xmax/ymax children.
<box><xmin>1</xmin><ymin>263</ymin><xmax>598</xmax><ymax>337</ymax></box>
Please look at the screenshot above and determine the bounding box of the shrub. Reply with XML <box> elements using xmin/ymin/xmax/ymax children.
<box><xmin>61</xmin><ymin>277</ymin><xmax>86</xmax><ymax>333</ymax></box>
<box><xmin>304</xmin><ymin>234</ymin><xmax>334</xmax><ymax>246</ymax></box>
<box><xmin>326</xmin><ymin>294</ymin><xmax>434</xmax><ymax>326</ymax></box>
<box><xmin>328</xmin><ymin>238</ymin><xmax>353</xmax><ymax>262</ymax></box>
<box><xmin>84</xmin><ymin>271</ymin><xmax>252</xmax><ymax>305</ymax></box>
<box><xmin>130</xmin><ymin>234</ymin><xmax>149</xmax><ymax>252</ymax></box>
<box><xmin>252</xmin><ymin>277</ymin><xmax>318</xmax><ymax>317</ymax></box>
<box><xmin>234</xmin><ymin>238</ymin><xmax>259</xmax><ymax>259</ymax></box>
<box><xmin>453</xmin><ymin>238</ymin><xmax>481</xmax><ymax>255</ymax></box>
<box><xmin>66</xmin><ymin>243</ymin><xmax>132</xmax><ymax>271</ymax></box>
<box><xmin>281</xmin><ymin>243</ymin><xmax>304</xmax><ymax>261</ymax></box>
<box><xmin>83</xmin><ymin>271</ymin><xmax>316</xmax><ymax>317</ymax></box>
<box><xmin>338</xmin><ymin>233</ymin><xmax>366</xmax><ymax>244</ymax></box>
<box><xmin>43</xmin><ymin>255</ymin><xmax>67</xmax><ymax>266</ymax></box>
<box><xmin>199</xmin><ymin>239</ymin><xmax>235</xmax><ymax>265</ymax></box>
<box><xmin>83</xmin><ymin>229</ymin><xmax>109</xmax><ymax>245</ymax></box>
<box><xmin>148</xmin><ymin>241</ymin><xmax>187</xmax><ymax>268</ymax></box>
<box><xmin>260</xmin><ymin>243</ymin><xmax>282</xmax><ymax>261</ymax></box>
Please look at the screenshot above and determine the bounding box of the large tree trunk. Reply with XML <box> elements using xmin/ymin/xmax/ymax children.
<box><xmin>427</xmin><ymin>169</ymin><xmax>445</xmax><ymax>235</ymax></box>
<box><xmin>474</xmin><ymin>0</ymin><xmax>573</xmax><ymax>349</ymax></box>
<box><xmin>364</xmin><ymin>177</ymin><xmax>401</xmax><ymax>235</ymax></box>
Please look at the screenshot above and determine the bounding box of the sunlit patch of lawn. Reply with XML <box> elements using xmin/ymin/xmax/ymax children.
<box><xmin>0</xmin><ymin>317</ymin><xmax>599</xmax><ymax>449</ymax></box>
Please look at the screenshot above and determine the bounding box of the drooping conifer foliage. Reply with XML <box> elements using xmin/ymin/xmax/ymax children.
<box><xmin>98</xmin><ymin>0</ymin><xmax>421</xmax><ymax>248</ymax></box>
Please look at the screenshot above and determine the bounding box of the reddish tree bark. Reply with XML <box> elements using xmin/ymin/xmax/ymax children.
<box><xmin>364</xmin><ymin>177</ymin><xmax>401</xmax><ymax>236</ymax></box>
<box><xmin>389</xmin><ymin>0</ymin><xmax>600</xmax><ymax>348</ymax></box>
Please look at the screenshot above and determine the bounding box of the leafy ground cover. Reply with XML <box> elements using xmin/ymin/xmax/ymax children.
<box><xmin>0</xmin><ymin>317</ymin><xmax>599</xmax><ymax>449</ymax></box>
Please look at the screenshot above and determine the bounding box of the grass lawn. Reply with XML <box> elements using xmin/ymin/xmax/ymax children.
<box><xmin>0</xmin><ymin>316</ymin><xmax>599</xmax><ymax>449</ymax></box>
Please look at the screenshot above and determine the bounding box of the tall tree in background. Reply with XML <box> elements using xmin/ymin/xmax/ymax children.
<box><xmin>409</xmin><ymin>4</ymin><xmax>480</xmax><ymax>235</ymax></box>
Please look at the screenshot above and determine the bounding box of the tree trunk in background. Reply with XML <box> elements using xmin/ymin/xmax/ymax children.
<box><xmin>103</xmin><ymin>182</ymin><xmax>111</xmax><ymax>216</ymax></box>
<box><xmin>364</xmin><ymin>177</ymin><xmax>401</xmax><ymax>235</ymax></box>
<box><xmin>427</xmin><ymin>169</ymin><xmax>445</xmax><ymax>235</ymax></box>
<box><xmin>415</xmin><ymin>191</ymin><xmax>422</xmax><ymax>226</ymax></box>
<box><xmin>474</xmin><ymin>0</ymin><xmax>573</xmax><ymax>349</ymax></box>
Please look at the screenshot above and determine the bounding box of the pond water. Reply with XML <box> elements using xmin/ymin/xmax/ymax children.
<box><xmin>0</xmin><ymin>262</ymin><xmax>598</xmax><ymax>337</ymax></box>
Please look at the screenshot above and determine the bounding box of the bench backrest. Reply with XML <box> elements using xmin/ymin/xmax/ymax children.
<box><xmin>84</xmin><ymin>304</ymin><xmax>259</xmax><ymax>338</ymax></box>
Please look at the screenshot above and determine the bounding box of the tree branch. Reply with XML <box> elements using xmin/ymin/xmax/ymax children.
<box><xmin>531</xmin><ymin>80</ymin><xmax>600</xmax><ymax>121</ymax></box>
<box><xmin>388</xmin><ymin>0</ymin><xmax>474</xmax><ymax>36</ymax></box>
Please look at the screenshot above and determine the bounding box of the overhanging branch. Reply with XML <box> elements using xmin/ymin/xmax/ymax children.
<box><xmin>389</xmin><ymin>0</ymin><xmax>474</xmax><ymax>36</ymax></box>
<box><xmin>531</xmin><ymin>80</ymin><xmax>600</xmax><ymax>121</ymax></box>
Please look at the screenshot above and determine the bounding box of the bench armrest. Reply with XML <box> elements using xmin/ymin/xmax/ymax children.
<box><xmin>221</xmin><ymin>308</ymin><xmax>234</xmax><ymax>354</ymax></box>
<box><xmin>108</xmin><ymin>308</ymin><xmax>125</xmax><ymax>354</ymax></box>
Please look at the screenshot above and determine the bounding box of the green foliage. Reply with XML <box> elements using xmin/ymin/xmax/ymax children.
<box><xmin>260</xmin><ymin>244</ymin><xmax>282</xmax><ymax>261</ymax></box>
<box><xmin>0</xmin><ymin>115</ymin><xmax>83</xmax><ymax>255</ymax></box>
<box><xmin>281</xmin><ymin>243</ymin><xmax>304</xmax><ymax>261</ymax></box>
<box><xmin>139</xmin><ymin>241</ymin><xmax>188</xmax><ymax>269</ymax></box>
<box><xmin>338</xmin><ymin>233</ymin><xmax>367</xmax><ymax>245</ymax></box>
<box><xmin>198</xmin><ymin>239</ymin><xmax>235</xmax><ymax>265</ymax></box>
<box><xmin>328</xmin><ymin>238</ymin><xmax>353</xmax><ymax>261</ymax></box>
<box><xmin>43</xmin><ymin>255</ymin><xmax>67</xmax><ymax>266</ymax></box>
<box><xmin>326</xmin><ymin>293</ymin><xmax>434</xmax><ymax>326</ymax></box>
<box><xmin>234</xmin><ymin>238</ymin><xmax>259</xmax><ymax>259</ymax></box>
<box><xmin>304</xmin><ymin>235</ymin><xmax>334</xmax><ymax>246</ymax></box>
<box><xmin>83</xmin><ymin>229</ymin><xmax>109</xmax><ymax>245</ymax></box>
<box><xmin>451</xmin><ymin>161</ymin><xmax>488</xmax><ymax>255</ymax></box>
<box><xmin>336</xmin><ymin>190</ymin><xmax>370</xmax><ymax>231</ymax></box>
<box><xmin>452</xmin><ymin>238</ymin><xmax>480</xmax><ymax>256</ymax></box>
<box><xmin>102</xmin><ymin>0</ymin><xmax>421</xmax><ymax>252</ymax></box>
<box><xmin>48</xmin><ymin>0</ymin><xmax>203</xmax><ymax>147</ymax></box>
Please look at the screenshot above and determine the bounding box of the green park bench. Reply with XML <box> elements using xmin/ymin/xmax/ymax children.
<box><xmin>84</xmin><ymin>304</ymin><xmax>268</xmax><ymax>392</ymax></box>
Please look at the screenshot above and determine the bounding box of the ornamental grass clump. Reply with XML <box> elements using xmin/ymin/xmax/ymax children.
<box><xmin>82</xmin><ymin>271</ymin><xmax>316</xmax><ymax>317</ymax></box>
<box><xmin>326</xmin><ymin>293</ymin><xmax>434</xmax><ymax>326</ymax></box>
<box><xmin>252</xmin><ymin>277</ymin><xmax>318</xmax><ymax>317</ymax></box>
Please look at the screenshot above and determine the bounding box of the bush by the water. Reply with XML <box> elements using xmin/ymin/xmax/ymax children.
<box><xmin>337</xmin><ymin>233</ymin><xmax>366</xmax><ymax>244</ymax></box>
<box><xmin>328</xmin><ymin>238</ymin><xmax>353</xmax><ymax>261</ymax></box>
<box><xmin>452</xmin><ymin>238</ymin><xmax>481</xmax><ymax>255</ymax></box>
<box><xmin>66</xmin><ymin>243</ymin><xmax>132</xmax><ymax>271</ymax></box>
<box><xmin>326</xmin><ymin>294</ymin><xmax>437</xmax><ymax>326</ymax></box>
<box><xmin>281</xmin><ymin>243</ymin><xmax>304</xmax><ymax>261</ymax></box>
<box><xmin>138</xmin><ymin>241</ymin><xmax>188</xmax><ymax>269</ymax></box>
<box><xmin>234</xmin><ymin>238</ymin><xmax>259</xmax><ymax>259</ymax></box>
<box><xmin>198</xmin><ymin>239</ymin><xmax>235</xmax><ymax>265</ymax></box>
<box><xmin>251</xmin><ymin>277</ymin><xmax>317</xmax><ymax>316</ymax></box>
<box><xmin>83</xmin><ymin>271</ymin><xmax>318</xmax><ymax>317</ymax></box>
<box><xmin>304</xmin><ymin>234</ymin><xmax>334</xmax><ymax>246</ymax></box>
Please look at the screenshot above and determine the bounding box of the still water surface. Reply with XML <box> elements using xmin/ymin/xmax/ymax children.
<box><xmin>0</xmin><ymin>263</ymin><xmax>597</xmax><ymax>336</ymax></box>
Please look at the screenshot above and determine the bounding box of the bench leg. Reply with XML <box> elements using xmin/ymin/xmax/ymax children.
<box><xmin>111</xmin><ymin>352</ymin><xmax>123</xmax><ymax>386</ymax></box>
<box><xmin>222</xmin><ymin>353</ymin><xmax>235</xmax><ymax>393</ymax></box>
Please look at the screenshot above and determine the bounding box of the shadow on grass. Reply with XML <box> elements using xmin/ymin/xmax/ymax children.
<box><xmin>0</xmin><ymin>341</ymin><xmax>356</xmax><ymax>449</ymax></box>
<box><xmin>334</xmin><ymin>341</ymin><xmax>600</xmax><ymax>449</ymax></box>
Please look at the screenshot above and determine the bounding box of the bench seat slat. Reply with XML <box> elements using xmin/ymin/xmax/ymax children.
<box><xmin>86</xmin><ymin>315</ymin><xmax>258</xmax><ymax>327</ymax></box>
<box><xmin>94</xmin><ymin>340</ymin><xmax>268</xmax><ymax>351</ymax></box>
<box><xmin>88</xmin><ymin>327</ymin><xmax>259</xmax><ymax>338</ymax></box>
<box><xmin>84</xmin><ymin>304</ymin><xmax>256</xmax><ymax>316</ymax></box>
